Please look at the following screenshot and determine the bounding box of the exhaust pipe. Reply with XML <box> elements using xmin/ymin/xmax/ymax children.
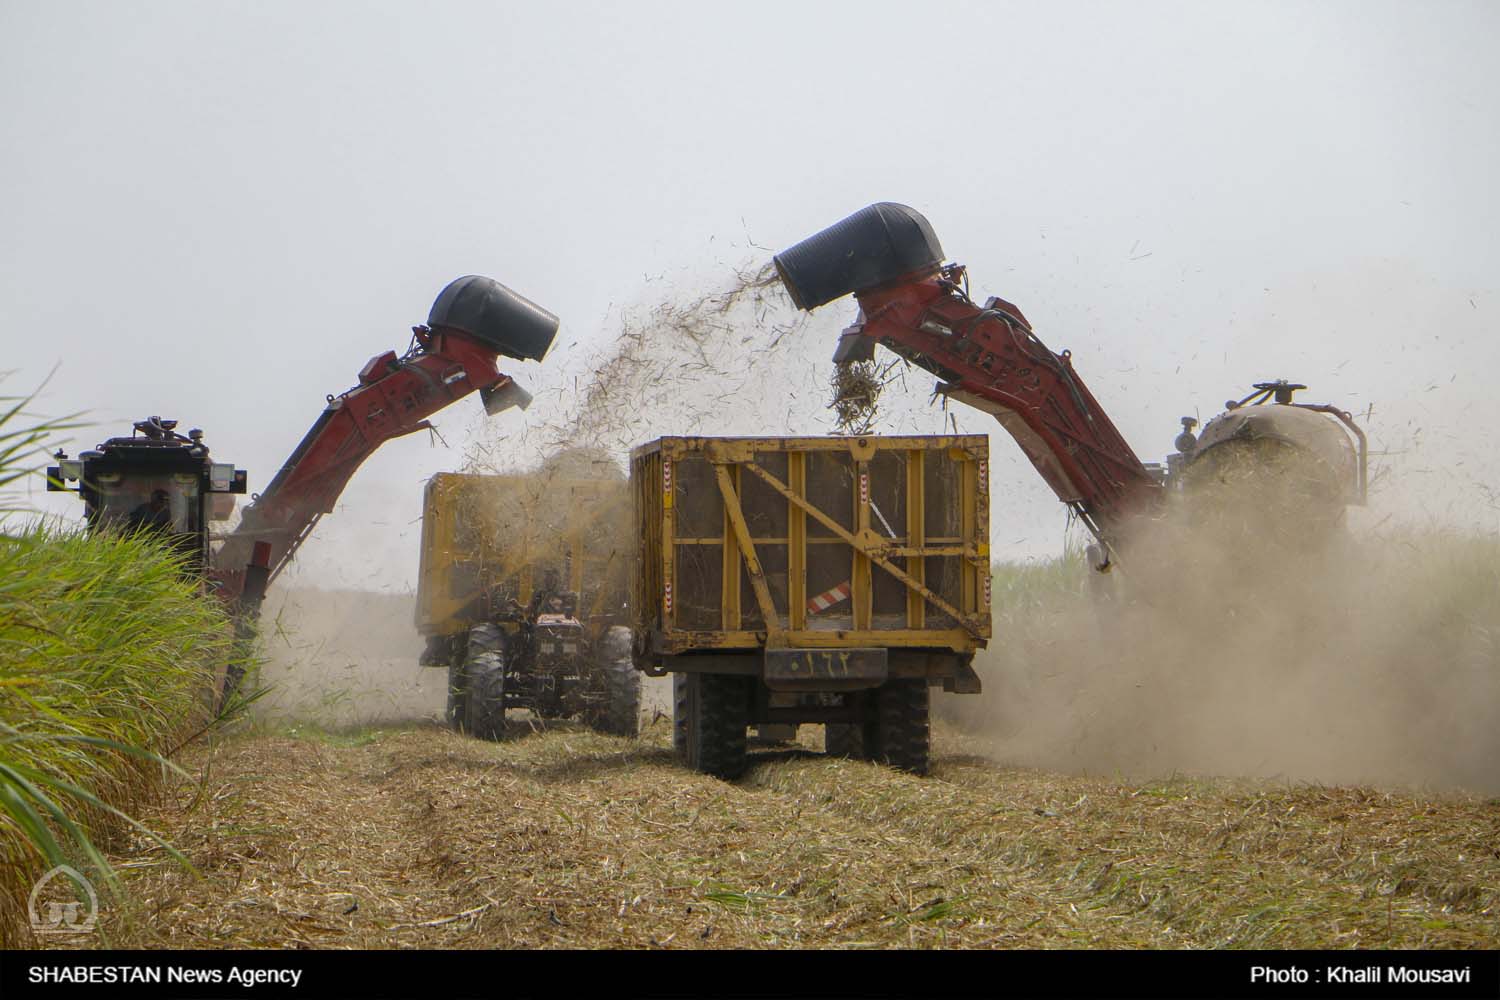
<box><xmin>773</xmin><ymin>202</ymin><xmax>946</xmax><ymax>311</ymax></box>
<box><xmin>428</xmin><ymin>275</ymin><xmax>560</xmax><ymax>362</ymax></box>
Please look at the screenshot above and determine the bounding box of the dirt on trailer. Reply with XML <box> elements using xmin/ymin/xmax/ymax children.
<box><xmin>56</xmin><ymin>720</ymin><xmax>1500</xmax><ymax>951</ymax></box>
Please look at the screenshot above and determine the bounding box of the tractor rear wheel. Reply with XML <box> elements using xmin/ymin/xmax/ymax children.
<box><xmin>462</xmin><ymin>623</ymin><xmax>508</xmax><ymax>741</ymax></box>
<box><xmin>681</xmin><ymin>672</ymin><xmax>750</xmax><ymax>780</ymax></box>
<box><xmin>588</xmin><ymin>627</ymin><xmax>640</xmax><ymax>737</ymax></box>
<box><xmin>444</xmin><ymin>660</ymin><xmax>467</xmax><ymax>732</ymax></box>
<box><xmin>870</xmin><ymin>679</ymin><xmax>930</xmax><ymax>775</ymax></box>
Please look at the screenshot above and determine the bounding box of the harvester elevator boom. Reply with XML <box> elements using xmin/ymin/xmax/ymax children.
<box><xmin>774</xmin><ymin>203</ymin><xmax>1164</xmax><ymax>552</ymax></box>
<box><xmin>212</xmin><ymin>274</ymin><xmax>559</xmax><ymax>609</ymax></box>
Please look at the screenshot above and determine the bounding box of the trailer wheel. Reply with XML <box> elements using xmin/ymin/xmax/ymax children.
<box><xmin>672</xmin><ymin>673</ymin><xmax>689</xmax><ymax>760</ymax></box>
<box><xmin>825</xmin><ymin>722</ymin><xmax>871</xmax><ymax>759</ymax></box>
<box><xmin>681</xmin><ymin>672</ymin><xmax>749</xmax><ymax>780</ymax></box>
<box><xmin>462</xmin><ymin>623</ymin><xmax>508</xmax><ymax>741</ymax></box>
<box><xmin>826</xmin><ymin>692</ymin><xmax>878</xmax><ymax>759</ymax></box>
<box><xmin>588</xmin><ymin>627</ymin><xmax>640</xmax><ymax>737</ymax></box>
<box><xmin>872</xmin><ymin>679</ymin><xmax>930</xmax><ymax>775</ymax></box>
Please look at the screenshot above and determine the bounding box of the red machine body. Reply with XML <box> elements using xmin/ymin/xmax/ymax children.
<box><xmin>774</xmin><ymin>203</ymin><xmax>1364</xmax><ymax>561</ymax></box>
<box><xmin>773</xmin><ymin>202</ymin><xmax>1163</xmax><ymax>554</ymax></box>
<box><xmin>838</xmin><ymin>271</ymin><xmax>1164</xmax><ymax>547</ymax></box>
<box><xmin>212</xmin><ymin>325</ymin><xmax>527</xmax><ymax>600</ymax></box>
<box><xmin>175</xmin><ymin>272</ymin><xmax>558</xmax><ymax>623</ymax></box>
<box><xmin>49</xmin><ymin>274</ymin><xmax>557</xmax><ymax>708</ymax></box>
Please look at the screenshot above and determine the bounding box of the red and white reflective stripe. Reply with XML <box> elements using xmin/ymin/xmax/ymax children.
<box><xmin>664</xmin><ymin>581</ymin><xmax>673</xmax><ymax>614</ymax></box>
<box><xmin>859</xmin><ymin>471</ymin><xmax>869</xmax><ymax>505</ymax></box>
<box><xmin>807</xmin><ymin>580</ymin><xmax>852</xmax><ymax>613</ymax></box>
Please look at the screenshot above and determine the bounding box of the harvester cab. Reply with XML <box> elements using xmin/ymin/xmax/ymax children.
<box><xmin>1166</xmin><ymin>379</ymin><xmax>1368</xmax><ymax>504</ymax></box>
<box><xmin>1157</xmin><ymin>379</ymin><xmax>1369</xmax><ymax>551</ymax></box>
<box><xmin>48</xmin><ymin>416</ymin><xmax>249</xmax><ymax>573</ymax></box>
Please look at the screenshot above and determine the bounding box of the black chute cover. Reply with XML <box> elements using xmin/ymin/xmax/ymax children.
<box><xmin>773</xmin><ymin>202</ymin><xmax>945</xmax><ymax>310</ymax></box>
<box><xmin>428</xmin><ymin>275</ymin><xmax>559</xmax><ymax>362</ymax></box>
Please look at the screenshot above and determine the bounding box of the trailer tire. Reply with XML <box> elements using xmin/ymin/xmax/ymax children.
<box><xmin>872</xmin><ymin>679</ymin><xmax>930</xmax><ymax>775</ymax></box>
<box><xmin>826</xmin><ymin>692</ymin><xmax>878</xmax><ymax>759</ymax></box>
<box><xmin>462</xmin><ymin>623</ymin><xmax>508</xmax><ymax>741</ymax></box>
<box><xmin>672</xmin><ymin>673</ymin><xmax>689</xmax><ymax>760</ymax></box>
<box><xmin>682</xmin><ymin>672</ymin><xmax>749</xmax><ymax>780</ymax></box>
<box><xmin>825</xmin><ymin>722</ymin><xmax>869</xmax><ymax>759</ymax></box>
<box><xmin>590</xmin><ymin>627</ymin><xmax>640</xmax><ymax>737</ymax></box>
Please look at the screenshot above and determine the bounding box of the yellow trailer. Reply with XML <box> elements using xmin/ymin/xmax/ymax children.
<box><xmin>630</xmin><ymin>434</ymin><xmax>991</xmax><ymax>777</ymax></box>
<box><xmin>416</xmin><ymin>472</ymin><xmax>630</xmax><ymax>639</ymax></box>
<box><xmin>415</xmin><ymin>470</ymin><xmax>638</xmax><ymax>738</ymax></box>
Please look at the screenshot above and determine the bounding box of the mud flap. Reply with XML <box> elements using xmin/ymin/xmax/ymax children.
<box><xmin>941</xmin><ymin>658</ymin><xmax>982</xmax><ymax>694</ymax></box>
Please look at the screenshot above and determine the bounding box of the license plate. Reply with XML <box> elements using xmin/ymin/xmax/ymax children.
<box><xmin>763</xmin><ymin>648</ymin><xmax>888</xmax><ymax>691</ymax></box>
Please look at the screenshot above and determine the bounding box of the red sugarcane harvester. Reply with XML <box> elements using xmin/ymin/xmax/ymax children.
<box><xmin>773</xmin><ymin>204</ymin><xmax>1368</xmax><ymax>569</ymax></box>
<box><xmin>48</xmin><ymin>275</ymin><xmax>559</xmax><ymax>699</ymax></box>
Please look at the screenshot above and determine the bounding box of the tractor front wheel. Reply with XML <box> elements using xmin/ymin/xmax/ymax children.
<box><xmin>826</xmin><ymin>690</ymin><xmax>877</xmax><ymax>759</ymax></box>
<box><xmin>444</xmin><ymin>660</ymin><xmax>467</xmax><ymax>733</ymax></box>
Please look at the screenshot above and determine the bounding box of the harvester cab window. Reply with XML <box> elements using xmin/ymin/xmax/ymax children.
<box><xmin>94</xmin><ymin>474</ymin><xmax>201</xmax><ymax>535</ymax></box>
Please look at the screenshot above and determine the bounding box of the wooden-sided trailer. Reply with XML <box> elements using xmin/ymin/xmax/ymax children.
<box><xmin>414</xmin><ymin>471</ymin><xmax>638</xmax><ymax>737</ymax></box>
<box><xmin>631</xmin><ymin>435</ymin><xmax>991</xmax><ymax>777</ymax></box>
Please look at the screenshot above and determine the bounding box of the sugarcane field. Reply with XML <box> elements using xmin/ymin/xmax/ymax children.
<box><xmin>3</xmin><ymin>3</ymin><xmax>1498</xmax><ymax>997</ymax></box>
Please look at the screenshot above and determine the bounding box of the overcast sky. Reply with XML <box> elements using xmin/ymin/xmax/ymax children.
<box><xmin>5</xmin><ymin>0</ymin><xmax>1497</xmax><ymax>592</ymax></box>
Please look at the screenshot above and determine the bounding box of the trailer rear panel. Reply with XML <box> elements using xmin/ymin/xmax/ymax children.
<box><xmin>631</xmin><ymin>435</ymin><xmax>991</xmax><ymax>656</ymax></box>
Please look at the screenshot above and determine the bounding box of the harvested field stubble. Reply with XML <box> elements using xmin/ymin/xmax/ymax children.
<box><xmin>69</xmin><ymin>723</ymin><xmax>1499</xmax><ymax>950</ymax></box>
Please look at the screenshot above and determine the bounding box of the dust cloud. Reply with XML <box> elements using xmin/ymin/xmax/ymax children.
<box><xmin>252</xmin><ymin>586</ymin><xmax>441</xmax><ymax>728</ymax></box>
<box><xmin>943</xmin><ymin>470</ymin><xmax>1500</xmax><ymax>795</ymax></box>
